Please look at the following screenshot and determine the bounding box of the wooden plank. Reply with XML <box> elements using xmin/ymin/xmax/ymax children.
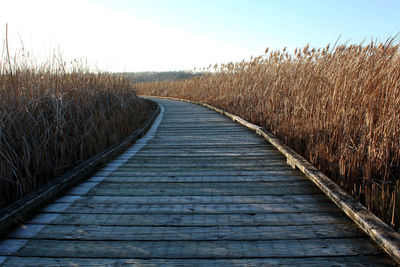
<box><xmin>93</xmin><ymin>181</ymin><xmax>314</xmax><ymax>187</ymax></box>
<box><xmin>152</xmin><ymin>135</ymin><xmax>248</xmax><ymax>138</ymax></box>
<box><xmin>123</xmin><ymin>158</ymin><xmax>287</xmax><ymax>165</ymax></box>
<box><xmin>40</xmin><ymin>202</ymin><xmax>340</xmax><ymax>214</ymax></box>
<box><xmin>133</xmin><ymin>144</ymin><xmax>275</xmax><ymax>149</ymax></box>
<box><xmin>155</xmin><ymin>131</ymin><xmax>255</xmax><ymax>136</ymax></box>
<box><xmin>9</xmin><ymin>223</ymin><xmax>364</xmax><ymax>241</ymax></box>
<box><xmin>111</xmin><ymin>166</ymin><xmax>296</xmax><ymax>172</ymax></box>
<box><xmin>56</xmin><ymin>195</ymin><xmax>328</xmax><ymax>204</ymax></box>
<box><xmin>146</xmin><ymin>142</ymin><xmax>268</xmax><ymax>147</ymax></box>
<box><xmin>112</xmin><ymin>169</ymin><xmax>300</xmax><ymax>176</ymax></box>
<box><xmin>161</xmin><ymin>119</ymin><xmax>232</xmax><ymax>121</ymax></box>
<box><xmin>1</xmin><ymin>256</ymin><xmax>395</xmax><ymax>267</ymax></box>
<box><xmin>150</xmin><ymin>137</ymin><xmax>264</xmax><ymax>141</ymax></box>
<box><xmin>157</xmin><ymin>125</ymin><xmax>245</xmax><ymax>129</ymax></box>
<box><xmin>116</xmin><ymin>159</ymin><xmax>293</xmax><ymax>167</ymax></box>
<box><xmin>98</xmin><ymin>170</ymin><xmax>303</xmax><ymax>177</ymax></box>
<box><xmin>88</xmin><ymin>180</ymin><xmax>318</xmax><ymax>189</ymax></box>
<box><xmin>157</xmin><ymin>124</ymin><xmax>248</xmax><ymax>128</ymax></box>
<box><xmin>11</xmin><ymin>238</ymin><xmax>383</xmax><ymax>258</ymax></box>
<box><xmin>148</xmin><ymin>139</ymin><xmax>268</xmax><ymax>144</ymax></box>
<box><xmin>124</xmin><ymin>154</ymin><xmax>281</xmax><ymax>159</ymax></box>
<box><xmin>122</xmin><ymin>157</ymin><xmax>285</xmax><ymax>164</ymax></box>
<box><xmin>134</xmin><ymin>152</ymin><xmax>283</xmax><ymax>157</ymax></box>
<box><xmin>137</xmin><ymin>146</ymin><xmax>273</xmax><ymax>151</ymax></box>
<box><xmin>29</xmin><ymin>212</ymin><xmax>360</xmax><ymax>227</ymax></box>
<box><xmin>138</xmin><ymin>143</ymin><xmax>272</xmax><ymax>148</ymax></box>
<box><xmin>138</xmin><ymin>144</ymin><xmax>276</xmax><ymax>151</ymax></box>
<box><xmin>87</xmin><ymin>175</ymin><xmax>307</xmax><ymax>183</ymax></box>
<box><xmin>86</xmin><ymin>184</ymin><xmax>322</xmax><ymax>196</ymax></box>
<box><xmin>151</xmin><ymin>134</ymin><xmax>265</xmax><ymax>139</ymax></box>
<box><xmin>116</xmin><ymin>154</ymin><xmax>269</xmax><ymax>162</ymax></box>
<box><xmin>133</xmin><ymin>151</ymin><xmax>282</xmax><ymax>157</ymax></box>
<box><xmin>89</xmin><ymin>181</ymin><xmax>317</xmax><ymax>188</ymax></box>
<box><xmin>156</xmin><ymin>128</ymin><xmax>251</xmax><ymax>132</ymax></box>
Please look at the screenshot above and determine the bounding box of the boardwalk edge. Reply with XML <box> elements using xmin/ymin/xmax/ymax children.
<box><xmin>0</xmin><ymin>99</ymin><xmax>161</xmax><ymax>237</ymax></box>
<box><xmin>150</xmin><ymin>96</ymin><xmax>400</xmax><ymax>265</ymax></box>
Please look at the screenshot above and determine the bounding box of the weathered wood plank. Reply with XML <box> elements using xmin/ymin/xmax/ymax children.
<box><xmin>134</xmin><ymin>153</ymin><xmax>279</xmax><ymax>159</ymax></box>
<box><xmin>113</xmin><ymin>155</ymin><xmax>285</xmax><ymax>161</ymax></box>
<box><xmin>97</xmin><ymin>170</ymin><xmax>302</xmax><ymax>177</ymax></box>
<box><xmin>28</xmin><ymin>212</ymin><xmax>363</xmax><ymax>226</ymax></box>
<box><xmin>151</xmin><ymin>136</ymin><xmax>267</xmax><ymax>141</ymax></box>
<box><xmin>147</xmin><ymin>141</ymin><xmax>269</xmax><ymax>146</ymax></box>
<box><xmin>86</xmin><ymin>185</ymin><xmax>322</xmax><ymax>196</ymax></box>
<box><xmin>110</xmin><ymin>167</ymin><xmax>295</xmax><ymax>173</ymax></box>
<box><xmin>156</xmin><ymin>128</ymin><xmax>252</xmax><ymax>132</ymax></box>
<box><xmin>2</xmin><ymin>256</ymin><xmax>395</xmax><ymax>267</ymax></box>
<box><xmin>118</xmin><ymin>161</ymin><xmax>289</xmax><ymax>168</ymax></box>
<box><xmin>133</xmin><ymin>152</ymin><xmax>282</xmax><ymax>157</ymax></box>
<box><xmin>151</xmin><ymin>141</ymin><xmax>270</xmax><ymax>146</ymax></box>
<box><xmin>138</xmin><ymin>145</ymin><xmax>273</xmax><ymax>149</ymax></box>
<box><xmin>10</xmin><ymin>238</ymin><xmax>383</xmax><ymax>258</ymax></box>
<box><xmin>87</xmin><ymin>175</ymin><xmax>307</xmax><ymax>183</ymax></box>
<box><xmin>55</xmin><ymin>195</ymin><xmax>329</xmax><ymax>205</ymax></box>
<box><xmin>140</xmin><ymin>144</ymin><xmax>273</xmax><ymax>148</ymax></box>
<box><xmin>40</xmin><ymin>202</ymin><xmax>340</xmax><ymax>214</ymax></box>
<box><xmin>139</xmin><ymin>143</ymin><xmax>271</xmax><ymax>148</ymax></box>
<box><xmin>92</xmin><ymin>181</ymin><xmax>315</xmax><ymax>188</ymax></box>
<box><xmin>157</xmin><ymin>125</ymin><xmax>246</xmax><ymax>129</ymax></box>
<box><xmin>134</xmin><ymin>152</ymin><xmax>282</xmax><ymax>157</ymax></box>
<box><xmin>109</xmin><ymin>168</ymin><xmax>297</xmax><ymax>174</ymax></box>
<box><xmin>8</xmin><ymin>223</ymin><xmax>364</xmax><ymax>241</ymax></box>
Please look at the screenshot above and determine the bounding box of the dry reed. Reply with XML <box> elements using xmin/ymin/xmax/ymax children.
<box><xmin>136</xmin><ymin>38</ymin><xmax>400</xmax><ymax>231</ymax></box>
<box><xmin>0</xmin><ymin>45</ymin><xmax>156</xmax><ymax>209</ymax></box>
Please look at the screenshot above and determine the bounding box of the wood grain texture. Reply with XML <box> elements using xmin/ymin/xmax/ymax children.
<box><xmin>11</xmin><ymin>238</ymin><xmax>383</xmax><ymax>258</ymax></box>
<box><xmin>31</xmin><ymin>212</ymin><xmax>352</xmax><ymax>226</ymax></box>
<box><xmin>1</xmin><ymin>256</ymin><xmax>395</xmax><ymax>267</ymax></box>
<box><xmin>9</xmin><ymin>223</ymin><xmax>365</xmax><ymax>240</ymax></box>
<box><xmin>0</xmin><ymin>98</ymin><xmax>396</xmax><ymax>266</ymax></box>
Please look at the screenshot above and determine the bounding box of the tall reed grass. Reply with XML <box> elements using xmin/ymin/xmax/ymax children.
<box><xmin>0</xmin><ymin>44</ymin><xmax>156</xmax><ymax>209</ymax></box>
<box><xmin>136</xmin><ymin>38</ymin><xmax>400</xmax><ymax>231</ymax></box>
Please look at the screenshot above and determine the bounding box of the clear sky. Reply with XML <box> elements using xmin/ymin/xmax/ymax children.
<box><xmin>1</xmin><ymin>0</ymin><xmax>399</xmax><ymax>72</ymax></box>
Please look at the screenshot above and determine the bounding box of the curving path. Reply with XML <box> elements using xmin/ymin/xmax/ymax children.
<box><xmin>0</xmin><ymin>98</ymin><xmax>396</xmax><ymax>266</ymax></box>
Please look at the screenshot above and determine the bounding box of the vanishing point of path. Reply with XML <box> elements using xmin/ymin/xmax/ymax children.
<box><xmin>0</xmin><ymin>98</ymin><xmax>396</xmax><ymax>266</ymax></box>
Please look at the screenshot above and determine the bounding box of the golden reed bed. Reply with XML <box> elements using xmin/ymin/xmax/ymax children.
<box><xmin>0</xmin><ymin>48</ymin><xmax>156</xmax><ymax>209</ymax></box>
<box><xmin>136</xmin><ymin>38</ymin><xmax>400</xmax><ymax>231</ymax></box>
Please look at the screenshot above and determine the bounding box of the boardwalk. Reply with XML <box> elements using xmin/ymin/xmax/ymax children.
<box><xmin>0</xmin><ymin>98</ymin><xmax>396</xmax><ymax>266</ymax></box>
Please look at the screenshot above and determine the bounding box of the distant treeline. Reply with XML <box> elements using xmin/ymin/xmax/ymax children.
<box><xmin>122</xmin><ymin>71</ymin><xmax>202</xmax><ymax>83</ymax></box>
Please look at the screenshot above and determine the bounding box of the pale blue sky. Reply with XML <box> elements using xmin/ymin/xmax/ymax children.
<box><xmin>101</xmin><ymin>0</ymin><xmax>400</xmax><ymax>48</ymax></box>
<box><xmin>1</xmin><ymin>0</ymin><xmax>399</xmax><ymax>72</ymax></box>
